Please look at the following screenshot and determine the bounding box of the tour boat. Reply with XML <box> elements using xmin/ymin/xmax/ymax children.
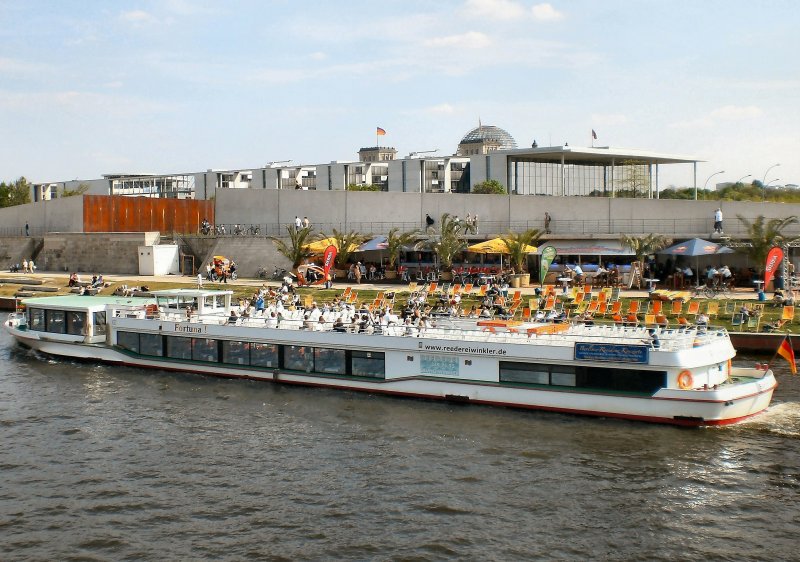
<box><xmin>5</xmin><ymin>289</ymin><xmax>777</xmax><ymax>426</ymax></box>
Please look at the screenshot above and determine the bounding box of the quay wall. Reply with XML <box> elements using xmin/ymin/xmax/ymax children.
<box><xmin>214</xmin><ymin>190</ymin><xmax>800</xmax><ymax>237</ymax></box>
<box><xmin>38</xmin><ymin>232</ymin><xmax>160</xmax><ymax>274</ymax></box>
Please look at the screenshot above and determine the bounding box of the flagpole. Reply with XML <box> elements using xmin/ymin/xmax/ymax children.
<box><xmin>764</xmin><ymin>333</ymin><xmax>790</xmax><ymax>373</ymax></box>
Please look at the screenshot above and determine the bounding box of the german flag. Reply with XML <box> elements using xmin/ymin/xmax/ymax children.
<box><xmin>376</xmin><ymin>127</ymin><xmax>386</xmax><ymax>136</ymax></box>
<box><xmin>777</xmin><ymin>335</ymin><xmax>797</xmax><ymax>375</ymax></box>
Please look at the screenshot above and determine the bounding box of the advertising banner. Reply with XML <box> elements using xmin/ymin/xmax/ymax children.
<box><xmin>322</xmin><ymin>245</ymin><xmax>338</xmax><ymax>276</ymax></box>
<box><xmin>539</xmin><ymin>245</ymin><xmax>557</xmax><ymax>285</ymax></box>
<box><xmin>764</xmin><ymin>246</ymin><xmax>784</xmax><ymax>289</ymax></box>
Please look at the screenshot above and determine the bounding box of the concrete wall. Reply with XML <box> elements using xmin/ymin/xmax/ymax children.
<box><xmin>215</xmin><ymin>189</ymin><xmax>800</xmax><ymax>238</ymax></box>
<box><xmin>0</xmin><ymin>197</ymin><xmax>85</xmax><ymax>236</ymax></box>
<box><xmin>39</xmin><ymin>232</ymin><xmax>160</xmax><ymax>274</ymax></box>
<box><xmin>0</xmin><ymin>236</ymin><xmax>41</xmax><ymax>267</ymax></box>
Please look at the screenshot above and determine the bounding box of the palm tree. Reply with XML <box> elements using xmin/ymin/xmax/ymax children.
<box><xmin>319</xmin><ymin>228</ymin><xmax>368</xmax><ymax>269</ymax></box>
<box><xmin>386</xmin><ymin>227</ymin><xmax>420</xmax><ymax>270</ymax></box>
<box><xmin>270</xmin><ymin>225</ymin><xmax>315</xmax><ymax>267</ymax></box>
<box><xmin>620</xmin><ymin>233</ymin><xmax>672</xmax><ymax>268</ymax></box>
<box><xmin>429</xmin><ymin>213</ymin><xmax>466</xmax><ymax>270</ymax></box>
<box><xmin>736</xmin><ymin>215</ymin><xmax>798</xmax><ymax>273</ymax></box>
<box><xmin>500</xmin><ymin>229</ymin><xmax>542</xmax><ymax>273</ymax></box>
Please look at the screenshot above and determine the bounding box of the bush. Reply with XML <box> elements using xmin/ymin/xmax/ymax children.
<box><xmin>472</xmin><ymin>180</ymin><xmax>506</xmax><ymax>194</ymax></box>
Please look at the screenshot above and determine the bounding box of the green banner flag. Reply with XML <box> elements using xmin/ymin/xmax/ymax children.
<box><xmin>539</xmin><ymin>245</ymin><xmax>557</xmax><ymax>285</ymax></box>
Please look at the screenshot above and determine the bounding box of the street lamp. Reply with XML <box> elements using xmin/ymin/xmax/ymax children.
<box><xmin>735</xmin><ymin>174</ymin><xmax>751</xmax><ymax>185</ymax></box>
<box><xmin>762</xmin><ymin>163</ymin><xmax>780</xmax><ymax>200</ymax></box>
<box><xmin>764</xmin><ymin>178</ymin><xmax>781</xmax><ymax>202</ymax></box>
<box><xmin>700</xmin><ymin>170</ymin><xmax>725</xmax><ymax>199</ymax></box>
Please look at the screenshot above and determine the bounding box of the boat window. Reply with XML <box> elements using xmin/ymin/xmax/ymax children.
<box><xmin>350</xmin><ymin>350</ymin><xmax>385</xmax><ymax>379</ymax></box>
<box><xmin>94</xmin><ymin>312</ymin><xmax>107</xmax><ymax>336</ymax></box>
<box><xmin>192</xmin><ymin>338</ymin><xmax>218</xmax><ymax>362</ymax></box>
<box><xmin>500</xmin><ymin>361</ymin><xmax>666</xmax><ymax>394</ymax></box>
<box><xmin>117</xmin><ymin>331</ymin><xmax>140</xmax><ymax>353</ymax></box>
<box><xmin>45</xmin><ymin>310</ymin><xmax>66</xmax><ymax>334</ymax></box>
<box><xmin>314</xmin><ymin>348</ymin><xmax>346</xmax><ymax>375</ymax></box>
<box><xmin>499</xmin><ymin>362</ymin><xmax>550</xmax><ymax>385</ymax></box>
<box><xmin>166</xmin><ymin>336</ymin><xmax>192</xmax><ymax>360</ymax></box>
<box><xmin>250</xmin><ymin>343</ymin><xmax>278</xmax><ymax>368</ymax></box>
<box><xmin>28</xmin><ymin>308</ymin><xmax>45</xmax><ymax>331</ymax></box>
<box><xmin>284</xmin><ymin>345</ymin><xmax>313</xmax><ymax>373</ymax></box>
<box><xmin>139</xmin><ymin>333</ymin><xmax>163</xmax><ymax>356</ymax></box>
<box><xmin>66</xmin><ymin>311</ymin><xmax>86</xmax><ymax>336</ymax></box>
<box><xmin>216</xmin><ymin>295</ymin><xmax>225</xmax><ymax>309</ymax></box>
<box><xmin>222</xmin><ymin>341</ymin><xmax>250</xmax><ymax>365</ymax></box>
<box><xmin>204</xmin><ymin>296</ymin><xmax>214</xmax><ymax>309</ymax></box>
<box><xmin>551</xmin><ymin>366</ymin><xmax>576</xmax><ymax>387</ymax></box>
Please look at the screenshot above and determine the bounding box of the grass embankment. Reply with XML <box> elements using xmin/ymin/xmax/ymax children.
<box><xmin>4</xmin><ymin>274</ymin><xmax>795</xmax><ymax>334</ymax></box>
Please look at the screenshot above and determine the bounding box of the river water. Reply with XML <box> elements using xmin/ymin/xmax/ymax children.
<box><xmin>1</xmin><ymin>329</ymin><xmax>798</xmax><ymax>561</ymax></box>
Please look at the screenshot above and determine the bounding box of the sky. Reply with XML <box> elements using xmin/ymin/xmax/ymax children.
<box><xmin>1</xmin><ymin>0</ymin><xmax>798</xmax><ymax>188</ymax></box>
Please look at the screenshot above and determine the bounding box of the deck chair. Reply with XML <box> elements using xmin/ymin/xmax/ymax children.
<box><xmin>583</xmin><ymin>284</ymin><xmax>592</xmax><ymax>295</ymax></box>
<box><xmin>340</xmin><ymin>287</ymin><xmax>352</xmax><ymax>299</ymax></box>
<box><xmin>723</xmin><ymin>301</ymin><xmax>736</xmax><ymax>316</ymax></box>
<box><xmin>586</xmin><ymin>300</ymin><xmax>599</xmax><ymax>315</ymax></box>
<box><xmin>574</xmin><ymin>292</ymin><xmax>585</xmax><ymax>305</ymax></box>
<box><xmin>598</xmin><ymin>301</ymin><xmax>608</xmax><ymax>316</ymax></box>
<box><xmin>598</xmin><ymin>289</ymin><xmax>608</xmax><ymax>302</ymax></box>
<box><xmin>612</xmin><ymin>313</ymin><xmax>623</xmax><ymax>324</ymax></box>
<box><xmin>609</xmin><ymin>301</ymin><xmax>622</xmax><ymax>316</ymax></box>
<box><xmin>462</xmin><ymin>283</ymin><xmax>474</xmax><ymax>295</ymax></box>
<box><xmin>677</xmin><ymin>316</ymin><xmax>689</xmax><ymax>326</ymax></box>
<box><xmin>543</xmin><ymin>295</ymin><xmax>556</xmax><ymax>311</ymax></box>
<box><xmin>522</xmin><ymin>307</ymin><xmax>532</xmax><ymax>321</ymax></box>
<box><xmin>655</xmin><ymin>314</ymin><xmax>669</xmax><ymax>328</ymax></box>
<box><xmin>478</xmin><ymin>285</ymin><xmax>488</xmax><ymax>297</ymax></box>
<box><xmin>610</xmin><ymin>287</ymin><xmax>620</xmax><ymax>301</ymax></box>
<box><xmin>644</xmin><ymin>314</ymin><xmax>656</xmax><ymax>326</ymax></box>
<box><xmin>428</xmin><ymin>282</ymin><xmax>438</xmax><ymax>293</ymax></box>
<box><xmin>746</xmin><ymin>315</ymin><xmax>761</xmax><ymax>332</ymax></box>
<box><xmin>706</xmin><ymin>301</ymin><xmax>720</xmax><ymax>317</ymax></box>
<box><xmin>651</xmin><ymin>300</ymin><xmax>663</xmax><ymax>315</ymax></box>
<box><xmin>512</xmin><ymin>290</ymin><xmax>522</xmax><ymax>303</ymax></box>
<box><xmin>731</xmin><ymin>312</ymin><xmax>745</xmax><ymax>327</ymax></box>
<box><xmin>627</xmin><ymin>300</ymin><xmax>641</xmax><ymax>315</ymax></box>
<box><xmin>303</xmin><ymin>295</ymin><xmax>314</xmax><ymax>308</ymax></box>
<box><xmin>781</xmin><ymin>305</ymin><xmax>795</xmax><ymax>323</ymax></box>
<box><xmin>408</xmin><ymin>282</ymin><xmax>418</xmax><ymax>293</ymax></box>
<box><xmin>671</xmin><ymin>300</ymin><xmax>683</xmax><ymax>316</ymax></box>
<box><xmin>686</xmin><ymin>301</ymin><xmax>700</xmax><ymax>317</ymax></box>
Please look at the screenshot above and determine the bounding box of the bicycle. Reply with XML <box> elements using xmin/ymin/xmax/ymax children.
<box><xmin>694</xmin><ymin>282</ymin><xmax>732</xmax><ymax>299</ymax></box>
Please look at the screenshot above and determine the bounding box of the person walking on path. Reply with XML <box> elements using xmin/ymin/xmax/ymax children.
<box><xmin>25</xmin><ymin>222</ymin><xmax>29</xmax><ymax>236</ymax></box>
<box><xmin>714</xmin><ymin>208</ymin><xmax>723</xmax><ymax>234</ymax></box>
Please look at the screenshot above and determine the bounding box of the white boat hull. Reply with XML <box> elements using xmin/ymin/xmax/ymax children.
<box><xmin>9</xmin><ymin>325</ymin><xmax>776</xmax><ymax>427</ymax></box>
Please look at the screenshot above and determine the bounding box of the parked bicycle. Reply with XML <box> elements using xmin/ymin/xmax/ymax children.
<box><xmin>692</xmin><ymin>282</ymin><xmax>733</xmax><ymax>299</ymax></box>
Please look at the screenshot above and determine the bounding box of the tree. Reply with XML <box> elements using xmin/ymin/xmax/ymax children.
<box><xmin>270</xmin><ymin>225</ymin><xmax>315</xmax><ymax>268</ymax></box>
<box><xmin>472</xmin><ymin>179</ymin><xmax>506</xmax><ymax>194</ymax></box>
<box><xmin>620</xmin><ymin>233</ymin><xmax>672</xmax><ymax>267</ymax></box>
<box><xmin>500</xmin><ymin>229</ymin><xmax>542</xmax><ymax>273</ymax></box>
<box><xmin>385</xmin><ymin>227</ymin><xmax>420</xmax><ymax>269</ymax></box>
<box><xmin>346</xmin><ymin>183</ymin><xmax>380</xmax><ymax>191</ymax></box>
<box><xmin>613</xmin><ymin>160</ymin><xmax>651</xmax><ymax>198</ymax></box>
<box><xmin>319</xmin><ymin>228</ymin><xmax>368</xmax><ymax>269</ymax></box>
<box><xmin>428</xmin><ymin>213</ymin><xmax>466</xmax><ymax>269</ymax></box>
<box><xmin>61</xmin><ymin>183</ymin><xmax>90</xmax><ymax>197</ymax></box>
<box><xmin>736</xmin><ymin>215</ymin><xmax>798</xmax><ymax>273</ymax></box>
<box><xmin>0</xmin><ymin>177</ymin><xmax>32</xmax><ymax>207</ymax></box>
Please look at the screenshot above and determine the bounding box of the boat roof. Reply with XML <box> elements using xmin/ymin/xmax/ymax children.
<box><xmin>21</xmin><ymin>295</ymin><xmax>155</xmax><ymax>311</ymax></box>
<box><xmin>150</xmin><ymin>289</ymin><xmax>234</xmax><ymax>298</ymax></box>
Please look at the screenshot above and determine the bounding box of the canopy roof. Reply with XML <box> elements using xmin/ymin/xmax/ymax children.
<box><xmin>304</xmin><ymin>237</ymin><xmax>358</xmax><ymax>254</ymax></box>
<box><xmin>536</xmin><ymin>239</ymin><xmax>634</xmax><ymax>256</ymax></box>
<box><xmin>658</xmin><ymin>238</ymin><xmax>734</xmax><ymax>256</ymax></box>
<box><xmin>468</xmin><ymin>238</ymin><xmax>537</xmax><ymax>254</ymax></box>
<box><xmin>357</xmin><ymin>236</ymin><xmax>389</xmax><ymax>252</ymax></box>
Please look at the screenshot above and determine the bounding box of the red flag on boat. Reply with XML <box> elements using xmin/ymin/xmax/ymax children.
<box><xmin>777</xmin><ymin>335</ymin><xmax>797</xmax><ymax>375</ymax></box>
<box><xmin>322</xmin><ymin>245</ymin><xmax>337</xmax><ymax>277</ymax></box>
<box><xmin>764</xmin><ymin>246</ymin><xmax>784</xmax><ymax>289</ymax></box>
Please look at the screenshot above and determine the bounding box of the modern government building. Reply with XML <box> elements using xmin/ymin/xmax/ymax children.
<box><xmin>30</xmin><ymin>125</ymin><xmax>702</xmax><ymax>202</ymax></box>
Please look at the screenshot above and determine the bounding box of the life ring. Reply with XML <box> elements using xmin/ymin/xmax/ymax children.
<box><xmin>677</xmin><ymin>370</ymin><xmax>693</xmax><ymax>390</ymax></box>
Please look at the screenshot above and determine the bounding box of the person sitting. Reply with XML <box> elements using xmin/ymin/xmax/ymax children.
<box><xmin>228</xmin><ymin>310</ymin><xmax>239</xmax><ymax>324</ymax></box>
<box><xmin>773</xmin><ymin>289</ymin><xmax>786</xmax><ymax>307</ymax></box>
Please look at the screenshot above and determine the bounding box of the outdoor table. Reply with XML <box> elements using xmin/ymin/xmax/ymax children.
<box><xmin>644</xmin><ymin>278</ymin><xmax>660</xmax><ymax>292</ymax></box>
<box><xmin>753</xmin><ymin>280</ymin><xmax>765</xmax><ymax>293</ymax></box>
<box><xmin>557</xmin><ymin>277</ymin><xmax>572</xmax><ymax>293</ymax></box>
<box><xmin>477</xmin><ymin>274</ymin><xmax>495</xmax><ymax>285</ymax></box>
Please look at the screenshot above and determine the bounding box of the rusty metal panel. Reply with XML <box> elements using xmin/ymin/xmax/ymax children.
<box><xmin>83</xmin><ymin>195</ymin><xmax>214</xmax><ymax>234</ymax></box>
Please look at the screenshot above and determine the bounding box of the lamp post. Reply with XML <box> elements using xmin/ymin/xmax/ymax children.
<box><xmin>700</xmin><ymin>170</ymin><xmax>725</xmax><ymax>200</ymax></box>
<box><xmin>735</xmin><ymin>174</ymin><xmax>751</xmax><ymax>185</ymax></box>
<box><xmin>764</xmin><ymin>178</ymin><xmax>780</xmax><ymax>202</ymax></box>
<box><xmin>762</xmin><ymin>163</ymin><xmax>780</xmax><ymax>201</ymax></box>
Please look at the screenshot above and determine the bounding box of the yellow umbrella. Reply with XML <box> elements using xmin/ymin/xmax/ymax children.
<box><xmin>303</xmin><ymin>237</ymin><xmax>359</xmax><ymax>254</ymax></box>
<box><xmin>467</xmin><ymin>238</ymin><xmax>537</xmax><ymax>254</ymax></box>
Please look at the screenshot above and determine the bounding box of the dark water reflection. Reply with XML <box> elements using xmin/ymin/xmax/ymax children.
<box><xmin>1</xmin><ymin>330</ymin><xmax>798</xmax><ymax>560</ymax></box>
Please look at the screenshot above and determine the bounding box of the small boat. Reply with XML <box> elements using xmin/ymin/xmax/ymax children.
<box><xmin>5</xmin><ymin>289</ymin><xmax>776</xmax><ymax>426</ymax></box>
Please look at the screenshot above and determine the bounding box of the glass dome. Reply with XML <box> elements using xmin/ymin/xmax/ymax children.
<box><xmin>459</xmin><ymin>125</ymin><xmax>517</xmax><ymax>149</ymax></box>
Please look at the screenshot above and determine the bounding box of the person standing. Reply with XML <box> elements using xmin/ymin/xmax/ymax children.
<box><xmin>25</xmin><ymin>222</ymin><xmax>29</xmax><ymax>236</ymax></box>
<box><xmin>22</xmin><ymin>258</ymin><xmax>28</xmax><ymax>273</ymax></box>
<box><xmin>544</xmin><ymin>212</ymin><xmax>552</xmax><ymax>234</ymax></box>
<box><xmin>294</xmin><ymin>216</ymin><xmax>302</xmax><ymax>231</ymax></box>
<box><xmin>714</xmin><ymin>208</ymin><xmax>723</xmax><ymax>234</ymax></box>
<box><xmin>425</xmin><ymin>214</ymin><xmax>434</xmax><ymax>233</ymax></box>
